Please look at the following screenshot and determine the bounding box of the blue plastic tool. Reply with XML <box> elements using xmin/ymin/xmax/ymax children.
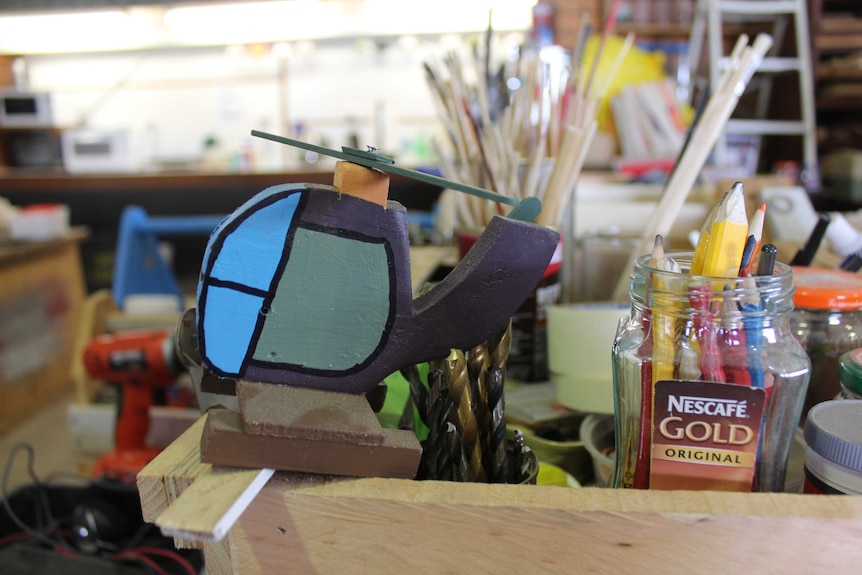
<box><xmin>112</xmin><ymin>206</ymin><xmax>225</xmax><ymax>311</ymax></box>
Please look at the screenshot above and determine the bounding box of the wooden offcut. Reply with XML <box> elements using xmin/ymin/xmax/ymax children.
<box><xmin>200</xmin><ymin>408</ymin><xmax>421</xmax><ymax>479</ymax></box>
<box><xmin>155</xmin><ymin>465</ymin><xmax>274</xmax><ymax>543</ymax></box>
<box><xmin>237</xmin><ymin>380</ymin><xmax>386</xmax><ymax>445</ymax></box>
<box><xmin>332</xmin><ymin>160</ymin><xmax>389</xmax><ymax>207</ymax></box>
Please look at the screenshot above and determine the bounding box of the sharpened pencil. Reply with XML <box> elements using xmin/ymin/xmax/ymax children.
<box><xmin>696</xmin><ymin>182</ymin><xmax>749</xmax><ymax>278</ymax></box>
<box><xmin>740</xmin><ymin>202</ymin><xmax>766</xmax><ymax>276</ymax></box>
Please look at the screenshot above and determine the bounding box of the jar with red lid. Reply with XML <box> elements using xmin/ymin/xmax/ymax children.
<box><xmin>790</xmin><ymin>267</ymin><xmax>862</xmax><ymax>418</ymax></box>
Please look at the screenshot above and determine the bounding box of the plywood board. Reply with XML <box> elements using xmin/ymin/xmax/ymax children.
<box><xmin>140</xmin><ymin>407</ymin><xmax>862</xmax><ymax>574</ymax></box>
<box><xmin>228</xmin><ymin>475</ymin><xmax>862</xmax><ymax>575</ymax></box>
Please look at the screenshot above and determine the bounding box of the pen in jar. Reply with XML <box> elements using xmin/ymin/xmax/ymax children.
<box><xmin>756</xmin><ymin>243</ymin><xmax>778</xmax><ymax>277</ymax></box>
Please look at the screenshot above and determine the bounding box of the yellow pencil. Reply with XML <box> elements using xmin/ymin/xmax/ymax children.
<box><xmin>697</xmin><ymin>182</ymin><xmax>749</xmax><ymax>278</ymax></box>
<box><xmin>690</xmin><ymin>191</ymin><xmax>728</xmax><ymax>275</ymax></box>
<box><xmin>652</xmin><ymin>255</ymin><xmax>682</xmax><ymax>383</ymax></box>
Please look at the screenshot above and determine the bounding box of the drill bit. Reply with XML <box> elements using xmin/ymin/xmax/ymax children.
<box><xmin>401</xmin><ymin>364</ymin><xmax>429</xmax><ymax>427</ymax></box>
<box><xmin>424</xmin><ymin>368</ymin><xmax>448</xmax><ymax>480</ymax></box>
<box><xmin>486</xmin><ymin>322</ymin><xmax>512</xmax><ymax>373</ymax></box>
<box><xmin>519</xmin><ymin>444</ymin><xmax>538</xmax><ymax>484</ymax></box>
<box><xmin>445</xmin><ymin>421</ymin><xmax>470</xmax><ymax>482</ymax></box>
<box><xmin>511</xmin><ymin>428</ymin><xmax>527</xmax><ymax>484</ymax></box>
<box><xmin>441</xmin><ymin>349</ymin><xmax>486</xmax><ymax>482</ymax></box>
<box><xmin>486</xmin><ymin>366</ymin><xmax>507</xmax><ymax>482</ymax></box>
<box><xmin>466</xmin><ymin>342</ymin><xmax>491</xmax><ymax>470</ymax></box>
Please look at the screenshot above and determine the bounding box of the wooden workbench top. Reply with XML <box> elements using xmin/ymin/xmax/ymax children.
<box><xmin>0</xmin><ymin>169</ymin><xmax>336</xmax><ymax>193</ymax></box>
<box><xmin>139</xmin><ymin>414</ymin><xmax>862</xmax><ymax>574</ymax></box>
<box><xmin>0</xmin><ymin>227</ymin><xmax>87</xmax><ymax>263</ymax></box>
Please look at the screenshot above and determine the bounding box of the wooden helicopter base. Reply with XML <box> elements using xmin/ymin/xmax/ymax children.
<box><xmin>199</xmin><ymin>380</ymin><xmax>422</xmax><ymax>480</ymax></box>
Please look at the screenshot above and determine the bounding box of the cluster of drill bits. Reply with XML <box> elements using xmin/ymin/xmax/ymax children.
<box><xmin>401</xmin><ymin>323</ymin><xmax>537</xmax><ymax>484</ymax></box>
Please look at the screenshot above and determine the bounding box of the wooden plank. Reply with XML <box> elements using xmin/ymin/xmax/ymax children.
<box><xmin>816</xmin><ymin>34</ymin><xmax>862</xmax><ymax>52</ymax></box>
<box><xmin>819</xmin><ymin>15</ymin><xmax>862</xmax><ymax>34</ymax></box>
<box><xmin>141</xmin><ymin>409</ymin><xmax>862</xmax><ymax>574</ymax></box>
<box><xmin>137</xmin><ymin>413</ymin><xmax>211</xmax><ymax>523</ymax></box>
<box><xmin>200</xmin><ymin>408</ymin><xmax>421</xmax><ymax>479</ymax></box>
<box><xmin>155</xmin><ymin>465</ymin><xmax>274</xmax><ymax>543</ymax></box>
<box><xmin>228</xmin><ymin>475</ymin><xmax>862</xmax><ymax>575</ymax></box>
<box><xmin>203</xmin><ymin>538</ymin><xmax>234</xmax><ymax>575</ymax></box>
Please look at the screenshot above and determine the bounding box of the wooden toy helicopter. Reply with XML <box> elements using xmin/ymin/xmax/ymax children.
<box><xmin>177</xmin><ymin>130</ymin><xmax>559</xmax><ymax>479</ymax></box>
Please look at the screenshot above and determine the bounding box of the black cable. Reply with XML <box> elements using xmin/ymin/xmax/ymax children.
<box><xmin>2</xmin><ymin>443</ymin><xmax>202</xmax><ymax>574</ymax></box>
<box><xmin>1</xmin><ymin>442</ymin><xmax>73</xmax><ymax>552</ymax></box>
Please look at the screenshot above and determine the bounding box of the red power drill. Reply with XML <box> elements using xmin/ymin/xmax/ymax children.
<box><xmin>83</xmin><ymin>329</ymin><xmax>183</xmax><ymax>482</ymax></box>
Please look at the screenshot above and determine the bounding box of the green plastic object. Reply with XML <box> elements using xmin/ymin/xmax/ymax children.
<box><xmin>839</xmin><ymin>348</ymin><xmax>862</xmax><ymax>398</ymax></box>
<box><xmin>250</xmin><ymin>129</ymin><xmax>542</xmax><ymax>223</ymax></box>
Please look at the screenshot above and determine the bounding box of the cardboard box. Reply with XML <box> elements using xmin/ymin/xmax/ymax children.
<box><xmin>0</xmin><ymin>230</ymin><xmax>86</xmax><ymax>435</ymax></box>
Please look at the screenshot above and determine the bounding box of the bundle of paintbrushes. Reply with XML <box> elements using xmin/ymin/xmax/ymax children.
<box><xmin>612</xmin><ymin>181</ymin><xmax>812</xmax><ymax>493</ymax></box>
<box><xmin>423</xmin><ymin>4</ymin><xmax>631</xmax><ymax>230</ymax></box>
<box><xmin>401</xmin><ymin>323</ymin><xmax>537</xmax><ymax>484</ymax></box>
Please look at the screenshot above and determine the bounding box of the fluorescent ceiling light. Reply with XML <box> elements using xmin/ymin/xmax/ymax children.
<box><xmin>0</xmin><ymin>1</ymin><xmax>534</xmax><ymax>54</ymax></box>
<box><xmin>164</xmin><ymin>0</ymin><xmax>336</xmax><ymax>44</ymax></box>
<box><xmin>0</xmin><ymin>10</ymin><xmax>139</xmax><ymax>54</ymax></box>
<box><xmin>166</xmin><ymin>0</ymin><xmax>533</xmax><ymax>42</ymax></box>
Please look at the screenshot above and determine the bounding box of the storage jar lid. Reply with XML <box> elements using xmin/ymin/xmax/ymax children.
<box><xmin>791</xmin><ymin>267</ymin><xmax>862</xmax><ymax>310</ymax></box>
<box><xmin>804</xmin><ymin>400</ymin><xmax>862</xmax><ymax>472</ymax></box>
<box><xmin>839</xmin><ymin>348</ymin><xmax>862</xmax><ymax>395</ymax></box>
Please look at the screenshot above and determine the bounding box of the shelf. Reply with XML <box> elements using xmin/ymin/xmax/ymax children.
<box><xmin>614</xmin><ymin>21</ymin><xmax>769</xmax><ymax>39</ymax></box>
<box><xmin>614</xmin><ymin>22</ymin><xmax>692</xmax><ymax>38</ymax></box>
<box><xmin>817</xmin><ymin>67</ymin><xmax>862</xmax><ymax>80</ymax></box>
<box><xmin>810</xmin><ymin>0</ymin><xmax>862</xmax><ymax>156</ymax></box>
<box><xmin>815</xmin><ymin>34</ymin><xmax>862</xmax><ymax>52</ymax></box>
<box><xmin>816</xmin><ymin>94</ymin><xmax>862</xmax><ymax>110</ymax></box>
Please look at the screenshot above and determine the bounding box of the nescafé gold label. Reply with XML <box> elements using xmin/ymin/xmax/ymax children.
<box><xmin>650</xmin><ymin>380</ymin><xmax>766</xmax><ymax>491</ymax></box>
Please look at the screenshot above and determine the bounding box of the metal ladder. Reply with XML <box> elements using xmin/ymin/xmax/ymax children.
<box><xmin>688</xmin><ymin>0</ymin><xmax>817</xmax><ymax>182</ymax></box>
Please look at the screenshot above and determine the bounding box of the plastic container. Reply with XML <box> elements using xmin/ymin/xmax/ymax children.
<box><xmin>580</xmin><ymin>413</ymin><xmax>616</xmax><ymax>487</ymax></box>
<box><xmin>837</xmin><ymin>348</ymin><xmax>862</xmax><ymax>400</ymax></box>
<box><xmin>611</xmin><ymin>253</ymin><xmax>810</xmax><ymax>492</ymax></box>
<box><xmin>803</xmin><ymin>400</ymin><xmax>862</xmax><ymax>494</ymax></box>
<box><xmin>790</xmin><ymin>267</ymin><xmax>862</xmax><ymax>417</ymax></box>
<box><xmin>8</xmin><ymin>203</ymin><xmax>69</xmax><ymax>241</ymax></box>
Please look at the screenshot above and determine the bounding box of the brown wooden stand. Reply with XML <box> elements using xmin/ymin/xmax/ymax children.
<box><xmin>139</xmin><ymin>416</ymin><xmax>862</xmax><ymax>574</ymax></box>
<box><xmin>198</xmin><ymin>381</ymin><xmax>421</xmax><ymax>480</ymax></box>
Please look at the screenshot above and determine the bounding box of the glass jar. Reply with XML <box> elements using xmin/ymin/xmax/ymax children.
<box><xmin>803</xmin><ymin>400</ymin><xmax>862</xmax><ymax>494</ymax></box>
<box><xmin>789</xmin><ymin>267</ymin><xmax>862</xmax><ymax>416</ymax></box>
<box><xmin>612</xmin><ymin>253</ymin><xmax>810</xmax><ymax>492</ymax></box>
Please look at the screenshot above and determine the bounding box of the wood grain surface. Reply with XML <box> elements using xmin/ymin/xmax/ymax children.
<box><xmin>139</xmin><ymin>416</ymin><xmax>862</xmax><ymax>574</ymax></box>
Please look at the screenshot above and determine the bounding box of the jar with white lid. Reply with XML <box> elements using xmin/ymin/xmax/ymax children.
<box><xmin>803</xmin><ymin>400</ymin><xmax>862</xmax><ymax>494</ymax></box>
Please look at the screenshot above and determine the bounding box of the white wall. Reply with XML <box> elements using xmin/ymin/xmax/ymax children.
<box><xmin>22</xmin><ymin>37</ymin><xmax>458</xmax><ymax>172</ymax></box>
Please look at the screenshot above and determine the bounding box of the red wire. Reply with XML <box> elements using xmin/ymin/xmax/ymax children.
<box><xmin>132</xmin><ymin>546</ymin><xmax>198</xmax><ymax>575</ymax></box>
<box><xmin>54</xmin><ymin>545</ymin><xmax>78</xmax><ymax>558</ymax></box>
<box><xmin>0</xmin><ymin>531</ymin><xmax>31</xmax><ymax>547</ymax></box>
<box><xmin>117</xmin><ymin>550</ymin><xmax>170</xmax><ymax>575</ymax></box>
